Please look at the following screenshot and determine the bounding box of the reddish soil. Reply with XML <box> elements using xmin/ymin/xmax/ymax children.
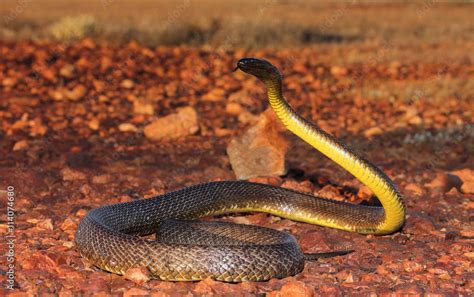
<box><xmin>0</xmin><ymin>40</ymin><xmax>472</xmax><ymax>296</ymax></box>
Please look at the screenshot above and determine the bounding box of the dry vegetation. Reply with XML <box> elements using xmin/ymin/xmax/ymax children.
<box><xmin>1</xmin><ymin>0</ymin><xmax>473</xmax><ymax>47</ymax></box>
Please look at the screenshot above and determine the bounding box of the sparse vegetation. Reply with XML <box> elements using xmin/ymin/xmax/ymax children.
<box><xmin>0</xmin><ymin>1</ymin><xmax>472</xmax><ymax>47</ymax></box>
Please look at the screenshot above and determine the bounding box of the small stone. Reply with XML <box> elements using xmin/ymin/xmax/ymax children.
<box><xmin>144</xmin><ymin>106</ymin><xmax>199</xmax><ymax>141</ymax></box>
<box><xmin>2</xmin><ymin>77</ymin><xmax>17</xmax><ymax>87</ymax></box>
<box><xmin>460</xmin><ymin>227</ymin><xmax>474</xmax><ymax>238</ymax></box>
<box><xmin>225</xmin><ymin>102</ymin><xmax>243</xmax><ymax>115</ymax></box>
<box><xmin>133</xmin><ymin>98</ymin><xmax>155</xmax><ymax>115</ymax></box>
<box><xmin>202</xmin><ymin>88</ymin><xmax>226</xmax><ymax>102</ymax></box>
<box><xmin>123</xmin><ymin>267</ymin><xmax>150</xmax><ymax>285</ymax></box>
<box><xmin>37</xmin><ymin>218</ymin><xmax>54</xmax><ymax>230</ymax></box>
<box><xmin>194</xmin><ymin>277</ymin><xmax>218</xmax><ymax>294</ymax></box>
<box><xmin>62</xmin><ymin>241</ymin><xmax>75</xmax><ymax>249</ymax></box>
<box><xmin>66</xmin><ymin>85</ymin><xmax>87</xmax><ymax>101</ymax></box>
<box><xmin>451</xmin><ymin>168</ymin><xmax>474</xmax><ymax>194</ymax></box>
<box><xmin>363</xmin><ymin>126</ymin><xmax>383</xmax><ymax>137</ymax></box>
<box><xmin>268</xmin><ymin>278</ymin><xmax>313</xmax><ymax>297</ymax></box>
<box><xmin>464</xmin><ymin>252</ymin><xmax>474</xmax><ymax>258</ymax></box>
<box><xmin>330</xmin><ymin>66</ymin><xmax>348</xmax><ymax>77</ymax></box>
<box><xmin>88</xmin><ymin>118</ymin><xmax>100</xmax><ymax>130</ymax></box>
<box><xmin>299</xmin><ymin>231</ymin><xmax>331</xmax><ymax>253</ymax></box>
<box><xmin>120</xmin><ymin>79</ymin><xmax>135</xmax><ymax>89</ymax></box>
<box><xmin>238</xmin><ymin>111</ymin><xmax>259</xmax><ymax>124</ymax></box>
<box><xmin>13</xmin><ymin>140</ymin><xmax>28</xmax><ymax>151</ymax></box>
<box><xmin>281</xmin><ymin>180</ymin><xmax>313</xmax><ymax>194</ymax></box>
<box><xmin>316</xmin><ymin>184</ymin><xmax>344</xmax><ymax>201</ymax></box>
<box><xmin>405</xmin><ymin>212</ymin><xmax>437</xmax><ymax>234</ymax></box>
<box><xmin>227</xmin><ymin>111</ymin><xmax>288</xmax><ymax>180</ymax></box>
<box><xmin>405</xmin><ymin>183</ymin><xmax>423</xmax><ymax>196</ymax></box>
<box><xmin>79</xmin><ymin>184</ymin><xmax>92</xmax><ymax>196</ymax></box>
<box><xmin>118</xmin><ymin>123</ymin><xmax>138</xmax><ymax>132</ymax></box>
<box><xmin>59</xmin><ymin>64</ymin><xmax>75</xmax><ymax>78</ymax></box>
<box><xmin>61</xmin><ymin>167</ymin><xmax>87</xmax><ymax>181</ymax></box>
<box><xmin>357</xmin><ymin>185</ymin><xmax>372</xmax><ymax>199</ymax></box>
<box><xmin>60</xmin><ymin>217</ymin><xmax>77</xmax><ymax>232</ymax></box>
<box><xmin>426</xmin><ymin>172</ymin><xmax>462</xmax><ymax>193</ymax></box>
<box><xmin>92</xmin><ymin>174</ymin><xmax>113</xmax><ymax>184</ymax></box>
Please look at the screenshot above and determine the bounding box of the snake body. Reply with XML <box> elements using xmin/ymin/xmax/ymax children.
<box><xmin>75</xmin><ymin>58</ymin><xmax>405</xmax><ymax>282</ymax></box>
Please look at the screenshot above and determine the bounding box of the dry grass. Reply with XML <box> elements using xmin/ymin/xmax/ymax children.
<box><xmin>0</xmin><ymin>0</ymin><xmax>472</xmax><ymax>47</ymax></box>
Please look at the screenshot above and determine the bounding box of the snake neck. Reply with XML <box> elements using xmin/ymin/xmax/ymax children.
<box><xmin>263</xmin><ymin>77</ymin><xmax>405</xmax><ymax>234</ymax></box>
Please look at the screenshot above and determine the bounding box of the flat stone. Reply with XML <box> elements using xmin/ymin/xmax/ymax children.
<box><xmin>144</xmin><ymin>106</ymin><xmax>198</xmax><ymax>141</ymax></box>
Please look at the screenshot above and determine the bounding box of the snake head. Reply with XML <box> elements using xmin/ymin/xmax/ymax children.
<box><xmin>236</xmin><ymin>58</ymin><xmax>282</xmax><ymax>82</ymax></box>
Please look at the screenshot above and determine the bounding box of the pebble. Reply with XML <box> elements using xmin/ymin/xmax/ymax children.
<box><xmin>363</xmin><ymin>126</ymin><xmax>383</xmax><ymax>137</ymax></box>
<box><xmin>120</xmin><ymin>79</ymin><xmax>135</xmax><ymax>89</ymax></box>
<box><xmin>405</xmin><ymin>212</ymin><xmax>437</xmax><ymax>234</ymax></box>
<box><xmin>61</xmin><ymin>167</ymin><xmax>87</xmax><ymax>181</ymax></box>
<box><xmin>451</xmin><ymin>168</ymin><xmax>474</xmax><ymax>194</ymax></box>
<box><xmin>133</xmin><ymin>98</ymin><xmax>155</xmax><ymax>115</ymax></box>
<box><xmin>268</xmin><ymin>278</ymin><xmax>313</xmax><ymax>297</ymax></box>
<box><xmin>118</xmin><ymin>123</ymin><xmax>138</xmax><ymax>132</ymax></box>
<box><xmin>123</xmin><ymin>267</ymin><xmax>150</xmax><ymax>285</ymax></box>
<box><xmin>13</xmin><ymin>140</ymin><xmax>29</xmax><ymax>151</ymax></box>
<box><xmin>66</xmin><ymin>85</ymin><xmax>87</xmax><ymax>101</ymax></box>
<box><xmin>144</xmin><ymin>106</ymin><xmax>199</xmax><ymax>141</ymax></box>
<box><xmin>426</xmin><ymin>172</ymin><xmax>462</xmax><ymax>193</ymax></box>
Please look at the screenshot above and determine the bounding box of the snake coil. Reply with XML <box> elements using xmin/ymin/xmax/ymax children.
<box><xmin>75</xmin><ymin>58</ymin><xmax>405</xmax><ymax>282</ymax></box>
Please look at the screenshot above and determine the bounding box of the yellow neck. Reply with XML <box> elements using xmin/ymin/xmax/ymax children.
<box><xmin>265</xmin><ymin>80</ymin><xmax>405</xmax><ymax>234</ymax></box>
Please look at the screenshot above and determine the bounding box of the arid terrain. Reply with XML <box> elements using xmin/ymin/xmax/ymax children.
<box><xmin>0</xmin><ymin>1</ymin><xmax>473</xmax><ymax>296</ymax></box>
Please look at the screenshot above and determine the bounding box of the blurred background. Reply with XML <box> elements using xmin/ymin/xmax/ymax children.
<box><xmin>1</xmin><ymin>0</ymin><xmax>472</xmax><ymax>49</ymax></box>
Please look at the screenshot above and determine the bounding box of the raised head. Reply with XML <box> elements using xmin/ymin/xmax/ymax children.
<box><xmin>235</xmin><ymin>58</ymin><xmax>282</xmax><ymax>84</ymax></box>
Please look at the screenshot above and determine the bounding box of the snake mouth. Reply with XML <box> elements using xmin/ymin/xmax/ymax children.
<box><xmin>235</xmin><ymin>58</ymin><xmax>281</xmax><ymax>80</ymax></box>
<box><xmin>236</xmin><ymin>58</ymin><xmax>268</xmax><ymax>71</ymax></box>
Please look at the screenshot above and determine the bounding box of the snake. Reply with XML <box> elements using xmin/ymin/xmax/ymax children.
<box><xmin>74</xmin><ymin>58</ymin><xmax>405</xmax><ymax>282</ymax></box>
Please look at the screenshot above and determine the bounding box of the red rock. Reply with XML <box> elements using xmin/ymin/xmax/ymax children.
<box><xmin>315</xmin><ymin>185</ymin><xmax>344</xmax><ymax>201</ymax></box>
<box><xmin>120</xmin><ymin>79</ymin><xmax>135</xmax><ymax>89</ymax></box>
<box><xmin>193</xmin><ymin>277</ymin><xmax>216</xmax><ymax>294</ymax></box>
<box><xmin>357</xmin><ymin>185</ymin><xmax>373</xmax><ymax>199</ymax></box>
<box><xmin>225</xmin><ymin>102</ymin><xmax>243</xmax><ymax>115</ymax></box>
<box><xmin>393</xmin><ymin>284</ymin><xmax>424</xmax><ymax>295</ymax></box>
<box><xmin>37</xmin><ymin>218</ymin><xmax>54</xmax><ymax>230</ymax></box>
<box><xmin>61</xmin><ymin>167</ymin><xmax>87</xmax><ymax>181</ymax></box>
<box><xmin>92</xmin><ymin>174</ymin><xmax>113</xmax><ymax>184</ymax></box>
<box><xmin>318</xmin><ymin>284</ymin><xmax>341</xmax><ymax>295</ymax></box>
<box><xmin>227</xmin><ymin>111</ymin><xmax>288</xmax><ymax>179</ymax></box>
<box><xmin>144</xmin><ymin>106</ymin><xmax>198</xmax><ymax>141</ymax></box>
<box><xmin>123</xmin><ymin>267</ymin><xmax>150</xmax><ymax>285</ymax></box>
<box><xmin>118</xmin><ymin>123</ymin><xmax>138</xmax><ymax>132</ymax></box>
<box><xmin>298</xmin><ymin>231</ymin><xmax>331</xmax><ymax>253</ymax></box>
<box><xmin>66</xmin><ymin>85</ymin><xmax>87</xmax><ymax>101</ymax></box>
<box><xmin>363</xmin><ymin>126</ymin><xmax>383</xmax><ymax>137</ymax></box>
<box><xmin>133</xmin><ymin>98</ymin><xmax>155</xmax><ymax>115</ymax></box>
<box><xmin>402</xmin><ymin>259</ymin><xmax>424</xmax><ymax>272</ymax></box>
<box><xmin>281</xmin><ymin>180</ymin><xmax>313</xmax><ymax>194</ymax></box>
<box><xmin>2</xmin><ymin>77</ymin><xmax>17</xmax><ymax>87</ymax></box>
<box><xmin>405</xmin><ymin>212</ymin><xmax>437</xmax><ymax>234</ymax></box>
<box><xmin>79</xmin><ymin>278</ymin><xmax>110</xmax><ymax>294</ymax></box>
<box><xmin>248</xmin><ymin>176</ymin><xmax>282</xmax><ymax>186</ymax></box>
<box><xmin>12</xmin><ymin>140</ymin><xmax>28</xmax><ymax>151</ymax></box>
<box><xmin>426</xmin><ymin>172</ymin><xmax>462</xmax><ymax>193</ymax></box>
<box><xmin>202</xmin><ymin>88</ymin><xmax>226</xmax><ymax>102</ymax></box>
<box><xmin>451</xmin><ymin>168</ymin><xmax>474</xmax><ymax>194</ymax></box>
<box><xmin>59</xmin><ymin>64</ymin><xmax>75</xmax><ymax>78</ymax></box>
<box><xmin>268</xmin><ymin>278</ymin><xmax>313</xmax><ymax>297</ymax></box>
<box><xmin>60</xmin><ymin>217</ymin><xmax>77</xmax><ymax>232</ymax></box>
<box><xmin>405</xmin><ymin>183</ymin><xmax>424</xmax><ymax>196</ymax></box>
